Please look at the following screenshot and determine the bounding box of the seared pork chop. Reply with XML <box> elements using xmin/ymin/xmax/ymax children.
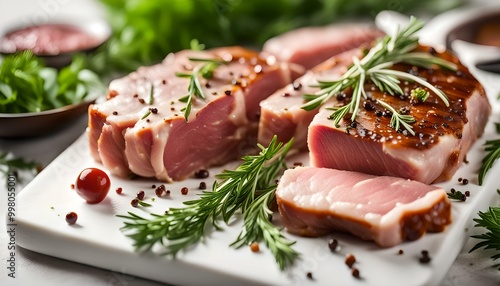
<box><xmin>276</xmin><ymin>166</ymin><xmax>451</xmax><ymax>247</ymax></box>
<box><xmin>308</xmin><ymin>46</ymin><xmax>491</xmax><ymax>184</ymax></box>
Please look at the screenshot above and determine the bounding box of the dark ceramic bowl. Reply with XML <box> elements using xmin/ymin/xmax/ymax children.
<box><xmin>0</xmin><ymin>99</ymin><xmax>94</xmax><ymax>138</ymax></box>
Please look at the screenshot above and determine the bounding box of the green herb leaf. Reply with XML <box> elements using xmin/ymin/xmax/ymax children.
<box><xmin>478</xmin><ymin>139</ymin><xmax>500</xmax><ymax>186</ymax></box>
<box><xmin>141</xmin><ymin>110</ymin><xmax>151</xmax><ymax>120</ymax></box>
<box><xmin>411</xmin><ymin>87</ymin><xmax>430</xmax><ymax>102</ymax></box>
<box><xmin>95</xmin><ymin>0</ymin><xmax>461</xmax><ymax>74</ymax></box>
<box><xmin>446</xmin><ymin>189</ymin><xmax>467</xmax><ymax>201</ymax></box>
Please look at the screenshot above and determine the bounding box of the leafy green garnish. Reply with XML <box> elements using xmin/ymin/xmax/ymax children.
<box><xmin>301</xmin><ymin>16</ymin><xmax>456</xmax><ymax>135</ymax></box>
<box><xmin>411</xmin><ymin>87</ymin><xmax>429</xmax><ymax>102</ymax></box>
<box><xmin>470</xmin><ymin>207</ymin><xmax>500</xmax><ymax>262</ymax></box>
<box><xmin>118</xmin><ymin>136</ymin><xmax>298</xmax><ymax>270</ymax></box>
<box><xmin>478</xmin><ymin>139</ymin><xmax>500</xmax><ymax>186</ymax></box>
<box><xmin>95</xmin><ymin>0</ymin><xmax>462</xmax><ymax>74</ymax></box>
<box><xmin>0</xmin><ymin>51</ymin><xmax>104</xmax><ymax>113</ymax></box>
<box><xmin>446</xmin><ymin>189</ymin><xmax>467</xmax><ymax>201</ymax></box>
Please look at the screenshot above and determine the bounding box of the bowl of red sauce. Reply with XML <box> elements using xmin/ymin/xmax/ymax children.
<box><xmin>0</xmin><ymin>18</ymin><xmax>111</xmax><ymax>67</ymax></box>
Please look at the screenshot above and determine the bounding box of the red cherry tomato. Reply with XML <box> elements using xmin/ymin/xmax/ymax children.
<box><xmin>75</xmin><ymin>168</ymin><xmax>111</xmax><ymax>204</ymax></box>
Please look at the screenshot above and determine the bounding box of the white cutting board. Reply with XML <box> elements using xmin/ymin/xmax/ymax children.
<box><xmin>14</xmin><ymin>108</ymin><xmax>500</xmax><ymax>286</ymax></box>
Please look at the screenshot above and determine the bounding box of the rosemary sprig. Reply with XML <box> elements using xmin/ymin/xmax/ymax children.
<box><xmin>231</xmin><ymin>187</ymin><xmax>299</xmax><ymax>270</ymax></box>
<box><xmin>118</xmin><ymin>136</ymin><xmax>298</xmax><ymax>270</ymax></box>
<box><xmin>478</xmin><ymin>139</ymin><xmax>500</xmax><ymax>186</ymax></box>
<box><xmin>469</xmin><ymin>207</ymin><xmax>500</xmax><ymax>262</ymax></box>
<box><xmin>175</xmin><ymin>57</ymin><xmax>229</xmax><ymax>121</ymax></box>
<box><xmin>141</xmin><ymin>110</ymin><xmax>151</xmax><ymax>120</ymax></box>
<box><xmin>377</xmin><ymin>100</ymin><xmax>416</xmax><ymax>135</ymax></box>
<box><xmin>446</xmin><ymin>189</ymin><xmax>467</xmax><ymax>202</ymax></box>
<box><xmin>302</xmin><ymin>16</ymin><xmax>457</xmax><ymax>133</ymax></box>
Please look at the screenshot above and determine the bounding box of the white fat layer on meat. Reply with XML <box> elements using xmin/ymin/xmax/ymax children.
<box><xmin>149</xmin><ymin>121</ymin><xmax>173</xmax><ymax>182</ymax></box>
<box><xmin>376</xmin><ymin>190</ymin><xmax>446</xmax><ymax>247</ymax></box>
<box><xmin>226</xmin><ymin>89</ymin><xmax>248</xmax><ymax>127</ymax></box>
<box><xmin>384</xmin><ymin>134</ymin><xmax>457</xmax><ymax>183</ymax></box>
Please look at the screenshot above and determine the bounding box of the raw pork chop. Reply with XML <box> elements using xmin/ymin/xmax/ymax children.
<box><xmin>308</xmin><ymin>46</ymin><xmax>491</xmax><ymax>184</ymax></box>
<box><xmin>262</xmin><ymin>23</ymin><xmax>383</xmax><ymax>70</ymax></box>
<box><xmin>88</xmin><ymin>47</ymin><xmax>299</xmax><ymax>181</ymax></box>
<box><xmin>276</xmin><ymin>166</ymin><xmax>451</xmax><ymax>247</ymax></box>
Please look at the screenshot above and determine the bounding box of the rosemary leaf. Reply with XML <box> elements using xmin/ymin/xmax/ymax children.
<box><xmin>478</xmin><ymin>139</ymin><xmax>500</xmax><ymax>186</ymax></box>
<box><xmin>469</xmin><ymin>207</ymin><xmax>500</xmax><ymax>261</ymax></box>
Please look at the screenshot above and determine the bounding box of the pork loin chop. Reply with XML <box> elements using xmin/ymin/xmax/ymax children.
<box><xmin>308</xmin><ymin>46</ymin><xmax>491</xmax><ymax>184</ymax></box>
<box><xmin>276</xmin><ymin>166</ymin><xmax>451</xmax><ymax>247</ymax></box>
<box><xmin>88</xmin><ymin>47</ymin><xmax>299</xmax><ymax>181</ymax></box>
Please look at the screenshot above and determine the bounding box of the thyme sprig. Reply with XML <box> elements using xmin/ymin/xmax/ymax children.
<box><xmin>175</xmin><ymin>57</ymin><xmax>229</xmax><ymax>121</ymax></box>
<box><xmin>469</xmin><ymin>207</ymin><xmax>500</xmax><ymax>262</ymax></box>
<box><xmin>478</xmin><ymin>139</ymin><xmax>500</xmax><ymax>186</ymax></box>
<box><xmin>118</xmin><ymin>136</ymin><xmax>298</xmax><ymax>270</ymax></box>
<box><xmin>302</xmin><ymin>16</ymin><xmax>457</xmax><ymax>133</ymax></box>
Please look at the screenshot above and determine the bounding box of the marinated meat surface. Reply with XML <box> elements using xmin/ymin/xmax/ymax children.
<box><xmin>308</xmin><ymin>45</ymin><xmax>491</xmax><ymax>184</ymax></box>
<box><xmin>276</xmin><ymin>166</ymin><xmax>452</xmax><ymax>247</ymax></box>
<box><xmin>88</xmin><ymin>47</ymin><xmax>298</xmax><ymax>182</ymax></box>
<box><xmin>262</xmin><ymin>23</ymin><xmax>383</xmax><ymax>70</ymax></box>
